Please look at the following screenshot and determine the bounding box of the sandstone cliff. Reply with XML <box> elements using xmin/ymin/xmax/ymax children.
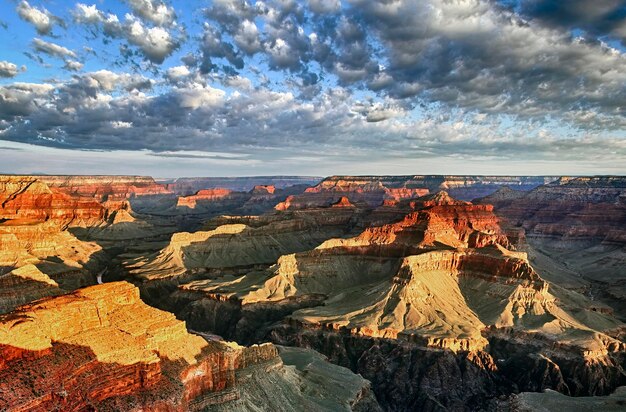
<box><xmin>0</xmin><ymin>282</ymin><xmax>379</xmax><ymax>411</ymax></box>
<box><xmin>0</xmin><ymin>176</ymin><xmax>105</xmax><ymax>227</ymax></box>
<box><xmin>37</xmin><ymin>175</ymin><xmax>172</xmax><ymax>201</ymax></box>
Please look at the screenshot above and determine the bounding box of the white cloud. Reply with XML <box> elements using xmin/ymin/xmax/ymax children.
<box><xmin>16</xmin><ymin>1</ymin><xmax>63</xmax><ymax>35</ymax></box>
<box><xmin>0</xmin><ymin>61</ymin><xmax>23</xmax><ymax>78</ymax></box>
<box><xmin>175</xmin><ymin>84</ymin><xmax>226</xmax><ymax>109</ymax></box>
<box><xmin>166</xmin><ymin>65</ymin><xmax>191</xmax><ymax>80</ymax></box>
<box><xmin>74</xmin><ymin>3</ymin><xmax>181</xmax><ymax>64</ymax></box>
<box><xmin>127</xmin><ymin>0</ymin><xmax>176</xmax><ymax>26</ymax></box>
<box><xmin>63</xmin><ymin>60</ymin><xmax>84</xmax><ymax>72</ymax></box>
<box><xmin>32</xmin><ymin>38</ymin><xmax>76</xmax><ymax>59</ymax></box>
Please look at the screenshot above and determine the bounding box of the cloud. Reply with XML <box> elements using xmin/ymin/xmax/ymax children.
<box><xmin>165</xmin><ymin>65</ymin><xmax>191</xmax><ymax>81</ymax></box>
<box><xmin>73</xmin><ymin>3</ymin><xmax>182</xmax><ymax>64</ymax></box>
<box><xmin>174</xmin><ymin>83</ymin><xmax>225</xmax><ymax>109</ymax></box>
<box><xmin>510</xmin><ymin>0</ymin><xmax>626</xmax><ymax>42</ymax></box>
<box><xmin>63</xmin><ymin>60</ymin><xmax>84</xmax><ymax>72</ymax></box>
<box><xmin>309</xmin><ymin>0</ymin><xmax>341</xmax><ymax>14</ymax></box>
<box><xmin>32</xmin><ymin>38</ymin><xmax>76</xmax><ymax>59</ymax></box>
<box><xmin>0</xmin><ymin>82</ymin><xmax>55</xmax><ymax>120</ymax></box>
<box><xmin>16</xmin><ymin>1</ymin><xmax>64</xmax><ymax>35</ymax></box>
<box><xmin>126</xmin><ymin>0</ymin><xmax>176</xmax><ymax>26</ymax></box>
<box><xmin>2</xmin><ymin>0</ymin><xmax>626</xmax><ymax>174</ymax></box>
<box><xmin>1</xmin><ymin>70</ymin><xmax>624</xmax><ymax>171</ymax></box>
<box><xmin>336</xmin><ymin>0</ymin><xmax>626</xmax><ymax>126</ymax></box>
<box><xmin>0</xmin><ymin>61</ymin><xmax>24</xmax><ymax>78</ymax></box>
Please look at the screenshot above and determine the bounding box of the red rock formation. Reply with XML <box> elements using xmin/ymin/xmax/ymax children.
<box><xmin>0</xmin><ymin>176</ymin><xmax>105</xmax><ymax>227</ymax></box>
<box><xmin>37</xmin><ymin>175</ymin><xmax>172</xmax><ymax>202</ymax></box>
<box><xmin>0</xmin><ymin>282</ymin><xmax>279</xmax><ymax>412</ymax></box>
<box><xmin>177</xmin><ymin>188</ymin><xmax>235</xmax><ymax>208</ymax></box>
<box><xmin>308</xmin><ymin>175</ymin><xmax>556</xmax><ymax>201</ymax></box>
<box><xmin>317</xmin><ymin>192</ymin><xmax>509</xmax><ymax>253</ymax></box>
<box><xmin>163</xmin><ymin>177</ymin><xmax>319</xmax><ymax>196</ymax></box>
<box><xmin>252</xmin><ymin>185</ymin><xmax>276</xmax><ymax>195</ymax></box>
<box><xmin>274</xmin><ymin>195</ymin><xmax>295</xmax><ymax>211</ymax></box>
<box><xmin>384</xmin><ymin>187</ymin><xmax>430</xmax><ymax>200</ymax></box>
<box><xmin>295</xmin><ymin>178</ymin><xmax>430</xmax><ymax>208</ymax></box>
<box><xmin>331</xmin><ymin>196</ymin><xmax>355</xmax><ymax>208</ymax></box>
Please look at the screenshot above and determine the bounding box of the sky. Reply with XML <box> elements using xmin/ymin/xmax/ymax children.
<box><xmin>0</xmin><ymin>0</ymin><xmax>625</xmax><ymax>177</ymax></box>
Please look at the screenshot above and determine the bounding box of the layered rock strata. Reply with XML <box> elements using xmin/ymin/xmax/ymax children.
<box><xmin>477</xmin><ymin>177</ymin><xmax>626</xmax><ymax>318</ymax></box>
<box><xmin>150</xmin><ymin>191</ymin><xmax>626</xmax><ymax>410</ymax></box>
<box><xmin>0</xmin><ymin>282</ymin><xmax>378</xmax><ymax>411</ymax></box>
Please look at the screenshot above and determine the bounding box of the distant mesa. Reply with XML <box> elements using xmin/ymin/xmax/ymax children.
<box><xmin>252</xmin><ymin>185</ymin><xmax>276</xmax><ymax>194</ymax></box>
<box><xmin>331</xmin><ymin>196</ymin><xmax>355</xmax><ymax>208</ymax></box>
<box><xmin>176</xmin><ymin>188</ymin><xmax>235</xmax><ymax>208</ymax></box>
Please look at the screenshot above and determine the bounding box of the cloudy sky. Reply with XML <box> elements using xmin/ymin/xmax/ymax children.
<box><xmin>0</xmin><ymin>0</ymin><xmax>625</xmax><ymax>177</ymax></box>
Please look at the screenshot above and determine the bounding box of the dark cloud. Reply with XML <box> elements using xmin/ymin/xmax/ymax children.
<box><xmin>508</xmin><ymin>0</ymin><xmax>626</xmax><ymax>41</ymax></box>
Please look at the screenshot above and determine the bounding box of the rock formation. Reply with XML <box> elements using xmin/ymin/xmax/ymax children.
<box><xmin>477</xmin><ymin>176</ymin><xmax>626</xmax><ymax>318</ymax></box>
<box><xmin>126</xmin><ymin>205</ymin><xmax>361</xmax><ymax>280</ymax></box>
<box><xmin>177</xmin><ymin>188</ymin><xmax>237</xmax><ymax>208</ymax></box>
<box><xmin>0</xmin><ymin>282</ymin><xmax>378</xmax><ymax>411</ymax></box>
<box><xmin>162</xmin><ymin>176</ymin><xmax>320</xmax><ymax>196</ymax></box>
<box><xmin>0</xmin><ymin>176</ymin><xmax>105</xmax><ymax>227</ymax></box>
<box><xmin>37</xmin><ymin>175</ymin><xmax>172</xmax><ymax>201</ymax></box>
<box><xmin>142</xmin><ymin>190</ymin><xmax>625</xmax><ymax>410</ymax></box>
<box><xmin>0</xmin><ymin>264</ymin><xmax>62</xmax><ymax>314</ymax></box>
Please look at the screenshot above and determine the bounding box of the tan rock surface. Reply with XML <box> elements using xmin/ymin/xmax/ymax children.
<box><xmin>0</xmin><ymin>282</ymin><xmax>285</xmax><ymax>411</ymax></box>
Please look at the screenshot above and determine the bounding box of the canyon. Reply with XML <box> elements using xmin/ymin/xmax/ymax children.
<box><xmin>0</xmin><ymin>174</ymin><xmax>624</xmax><ymax>411</ymax></box>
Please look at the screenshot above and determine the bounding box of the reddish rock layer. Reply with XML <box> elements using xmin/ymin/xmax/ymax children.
<box><xmin>0</xmin><ymin>177</ymin><xmax>105</xmax><ymax>227</ymax></box>
<box><xmin>0</xmin><ymin>282</ymin><xmax>278</xmax><ymax>412</ymax></box>
<box><xmin>177</xmin><ymin>188</ymin><xmax>236</xmax><ymax>208</ymax></box>
<box><xmin>331</xmin><ymin>196</ymin><xmax>355</xmax><ymax>208</ymax></box>
<box><xmin>37</xmin><ymin>175</ymin><xmax>172</xmax><ymax>202</ymax></box>
<box><xmin>252</xmin><ymin>185</ymin><xmax>276</xmax><ymax>194</ymax></box>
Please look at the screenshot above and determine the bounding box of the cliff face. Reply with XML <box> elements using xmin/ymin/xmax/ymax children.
<box><xmin>0</xmin><ymin>221</ymin><xmax>100</xmax><ymax>288</ymax></box>
<box><xmin>37</xmin><ymin>175</ymin><xmax>172</xmax><ymax>201</ymax></box>
<box><xmin>127</xmin><ymin>207</ymin><xmax>360</xmax><ymax>280</ymax></box>
<box><xmin>0</xmin><ymin>177</ymin><xmax>106</xmax><ymax>293</ymax></box>
<box><xmin>0</xmin><ymin>282</ymin><xmax>281</xmax><ymax>411</ymax></box>
<box><xmin>307</xmin><ymin>175</ymin><xmax>557</xmax><ymax>201</ymax></box>
<box><xmin>176</xmin><ymin>188</ymin><xmax>240</xmax><ymax>208</ymax></box>
<box><xmin>0</xmin><ymin>282</ymin><xmax>379</xmax><ymax>412</ymax></box>
<box><xmin>0</xmin><ymin>176</ymin><xmax>105</xmax><ymax>227</ymax></box>
<box><xmin>477</xmin><ymin>177</ymin><xmax>626</xmax><ymax>317</ymax></box>
<box><xmin>274</xmin><ymin>175</ymin><xmax>553</xmax><ymax>210</ymax></box>
<box><xmin>479</xmin><ymin>177</ymin><xmax>626</xmax><ymax>246</ymax></box>
<box><xmin>0</xmin><ymin>264</ymin><xmax>62</xmax><ymax>314</ymax></box>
